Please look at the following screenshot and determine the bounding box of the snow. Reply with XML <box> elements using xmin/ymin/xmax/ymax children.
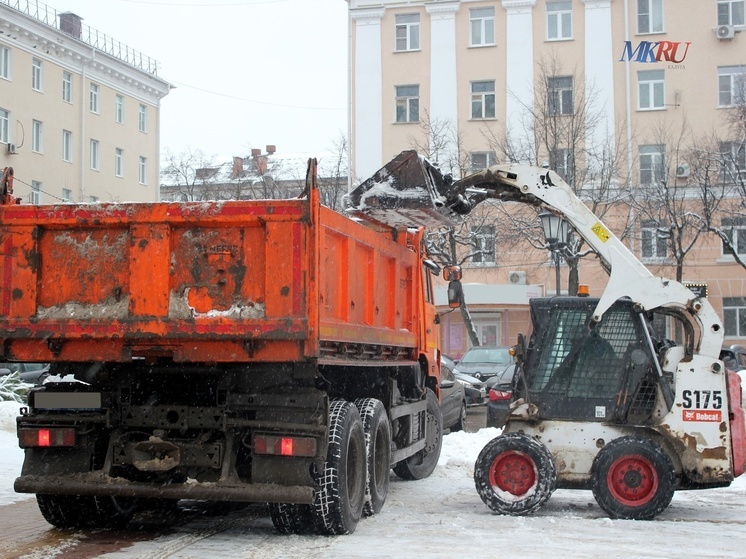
<box><xmin>2</xmin><ymin>399</ymin><xmax>746</xmax><ymax>557</ymax></box>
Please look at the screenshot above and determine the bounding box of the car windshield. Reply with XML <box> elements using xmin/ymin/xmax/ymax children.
<box><xmin>460</xmin><ymin>348</ymin><xmax>511</xmax><ymax>365</ymax></box>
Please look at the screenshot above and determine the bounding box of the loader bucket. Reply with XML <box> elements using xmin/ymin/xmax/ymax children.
<box><xmin>347</xmin><ymin>150</ymin><xmax>471</xmax><ymax>229</ymax></box>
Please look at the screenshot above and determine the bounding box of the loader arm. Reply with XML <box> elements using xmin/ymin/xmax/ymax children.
<box><xmin>454</xmin><ymin>164</ymin><xmax>722</xmax><ymax>358</ymax></box>
<box><xmin>349</xmin><ymin>151</ymin><xmax>723</xmax><ymax>359</ymax></box>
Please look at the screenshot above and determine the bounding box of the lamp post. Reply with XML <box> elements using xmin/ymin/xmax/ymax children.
<box><xmin>539</xmin><ymin>211</ymin><xmax>570</xmax><ymax>296</ymax></box>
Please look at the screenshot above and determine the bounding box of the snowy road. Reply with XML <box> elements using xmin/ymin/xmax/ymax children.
<box><xmin>1</xmin><ymin>401</ymin><xmax>746</xmax><ymax>558</ymax></box>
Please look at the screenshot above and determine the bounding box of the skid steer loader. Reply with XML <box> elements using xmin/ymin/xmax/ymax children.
<box><xmin>349</xmin><ymin>150</ymin><xmax>746</xmax><ymax>520</ymax></box>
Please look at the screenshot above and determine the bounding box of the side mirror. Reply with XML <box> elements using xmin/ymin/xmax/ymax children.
<box><xmin>443</xmin><ymin>265</ymin><xmax>462</xmax><ymax>282</ymax></box>
<box><xmin>447</xmin><ymin>280</ymin><xmax>462</xmax><ymax>309</ymax></box>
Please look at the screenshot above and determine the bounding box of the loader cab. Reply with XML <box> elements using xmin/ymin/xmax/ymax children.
<box><xmin>521</xmin><ymin>297</ymin><xmax>678</xmax><ymax>425</ymax></box>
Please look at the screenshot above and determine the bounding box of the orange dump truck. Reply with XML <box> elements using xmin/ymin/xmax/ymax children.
<box><xmin>6</xmin><ymin>161</ymin><xmax>459</xmax><ymax>535</ymax></box>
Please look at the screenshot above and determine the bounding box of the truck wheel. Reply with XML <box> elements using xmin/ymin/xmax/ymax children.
<box><xmin>37</xmin><ymin>494</ymin><xmax>137</xmax><ymax>529</ymax></box>
<box><xmin>392</xmin><ymin>389</ymin><xmax>443</xmax><ymax>480</ymax></box>
<box><xmin>312</xmin><ymin>400</ymin><xmax>366</xmax><ymax>535</ymax></box>
<box><xmin>268</xmin><ymin>503</ymin><xmax>314</xmax><ymax>534</ymax></box>
<box><xmin>474</xmin><ymin>432</ymin><xmax>556</xmax><ymax>515</ymax></box>
<box><xmin>354</xmin><ymin>398</ymin><xmax>392</xmax><ymax>516</ymax></box>
<box><xmin>591</xmin><ymin>437</ymin><xmax>675</xmax><ymax>520</ymax></box>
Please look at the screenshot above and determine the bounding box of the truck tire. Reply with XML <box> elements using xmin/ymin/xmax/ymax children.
<box><xmin>268</xmin><ymin>503</ymin><xmax>314</xmax><ymax>534</ymax></box>
<box><xmin>312</xmin><ymin>400</ymin><xmax>366</xmax><ymax>535</ymax></box>
<box><xmin>474</xmin><ymin>432</ymin><xmax>556</xmax><ymax>515</ymax></box>
<box><xmin>591</xmin><ymin>436</ymin><xmax>675</xmax><ymax>520</ymax></box>
<box><xmin>392</xmin><ymin>389</ymin><xmax>443</xmax><ymax>481</ymax></box>
<box><xmin>36</xmin><ymin>494</ymin><xmax>137</xmax><ymax>529</ymax></box>
<box><xmin>354</xmin><ymin>398</ymin><xmax>392</xmax><ymax>516</ymax></box>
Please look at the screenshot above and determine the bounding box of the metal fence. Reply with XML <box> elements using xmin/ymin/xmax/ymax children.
<box><xmin>1</xmin><ymin>0</ymin><xmax>160</xmax><ymax>75</ymax></box>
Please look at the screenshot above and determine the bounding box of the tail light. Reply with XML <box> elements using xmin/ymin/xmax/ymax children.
<box><xmin>18</xmin><ymin>427</ymin><xmax>76</xmax><ymax>448</ymax></box>
<box><xmin>254</xmin><ymin>434</ymin><xmax>317</xmax><ymax>457</ymax></box>
<box><xmin>489</xmin><ymin>389</ymin><xmax>512</xmax><ymax>402</ymax></box>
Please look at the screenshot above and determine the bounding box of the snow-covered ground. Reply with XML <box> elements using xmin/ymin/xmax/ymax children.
<box><xmin>2</xmin><ymin>399</ymin><xmax>746</xmax><ymax>558</ymax></box>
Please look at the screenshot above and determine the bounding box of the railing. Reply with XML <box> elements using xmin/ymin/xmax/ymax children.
<box><xmin>1</xmin><ymin>0</ymin><xmax>160</xmax><ymax>75</ymax></box>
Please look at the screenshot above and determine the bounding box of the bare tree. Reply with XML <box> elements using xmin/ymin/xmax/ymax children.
<box><xmin>316</xmin><ymin>133</ymin><xmax>350</xmax><ymax>211</ymax></box>
<box><xmin>160</xmin><ymin>147</ymin><xmax>219</xmax><ymax>201</ymax></box>
<box><xmin>483</xmin><ymin>54</ymin><xmax>630</xmax><ymax>295</ymax></box>
<box><xmin>629</xmin><ymin>118</ymin><xmax>709</xmax><ymax>283</ymax></box>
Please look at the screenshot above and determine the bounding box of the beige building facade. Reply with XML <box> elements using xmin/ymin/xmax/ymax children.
<box><xmin>346</xmin><ymin>0</ymin><xmax>746</xmax><ymax>355</ymax></box>
<box><xmin>0</xmin><ymin>1</ymin><xmax>171</xmax><ymax>204</ymax></box>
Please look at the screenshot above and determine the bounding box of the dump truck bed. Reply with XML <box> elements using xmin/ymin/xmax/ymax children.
<box><xmin>0</xmin><ymin>193</ymin><xmax>423</xmax><ymax>364</ymax></box>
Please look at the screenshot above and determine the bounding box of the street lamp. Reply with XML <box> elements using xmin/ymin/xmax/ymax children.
<box><xmin>539</xmin><ymin>211</ymin><xmax>570</xmax><ymax>296</ymax></box>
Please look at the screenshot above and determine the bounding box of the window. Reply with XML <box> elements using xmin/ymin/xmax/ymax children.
<box><xmin>31</xmin><ymin>120</ymin><xmax>43</xmax><ymax>153</ymax></box>
<box><xmin>471</xmin><ymin>80</ymin><xmax>496</xmax><ymax>119</ymax></box>
<box><xmin>550</xmin><ymin>148</ymin><xmax>574</xmax><ymax>184</ymax></box>
<box><xmin>89</xmin><ymin>195</ymin><xmax>99</xmax><ymax>203</ymax></box>
<box><xmin>395</xmin><ymin>14</ymin><xmax>420</xmax><ymax>51</ymax></box>
<box><xmin>138</xmin><ymin>104</ymin><xmax>147</xmax><ymax>132</ymax></box>
<box><xmin>547</xmin><ymin>76</ymin><xmax>573</xmax><ymax>115</ymax></box>
<box><xmin>471</xmin><ymin>225</ymin><xmax>496</xmax><ymax>264</ymax></box>
<box><xmin>90</xmin><ymin>83</ymin><xmax>99</xmax><ymax>113</ymax></box>
<box><xmin>116</xmin><ymin>95</ymin><xmax>124</xmax><ymax>124</ymax></box>
<box><xmin>30</xmin><ymin>181</ymin><xmax>41</xmax><ymax>204</ymax></box>
<box><xmin>395</xmin><ymin>85</ymin><xmax>419</xmax><ymax>123</ymax></box>
<box><xmin>139</xmin><ymin>156</ymin><xmax>147</xmax><ymax>184</ymax></box>
<box><xmin>639</xmin><ymin>144</ymin><xmax>665</xmax><ymax>184</ymax></box>
<box><xmin>90</xmin><ymin>139</ymin><xmax>99</xmax><ymax>170</ymax></box>
<box><xmin>470</xmin><ymin>151</ymin><xmax>497</xmax><ymax>172</ymax></box>
<box><xmin>62</xmin><ymin>188</ymin><xmax>72</xmax><ymax>202</ymax></box>
<box><xmin>0</xmin><ymin>46</ymin><xmax>9</xmax><ymax>80</ymax></box>
<box><xmin>724</xmin><ymin>297</ymin><xmax>746</xmax><ymax>337</ymax></box>
<box><xmin>641</xmin><ymin>220</ymin><xmax>668</xmax><ymax>259</ymax></box>
<box><xmin>470</xmin><ymin>7</ymin><xmax>495</xmax><ymax>46</ymax></box>
<box><xmin>718</xmin><ymin>0</ymin><xmax>745</xmax><ymax>26</ymax></box>
<box><xmin>115</xmin><ymin>148</ymin><xmax>123</xmax><ymax>177</ymax></box>
<box><xmin>638</xmin><ymin>69</ymin><xmax>665</xmax><ymax>110</ymax></box>
<box><xmin>638</xmin><ymin>0</ymin><xmax>664</xmax><ymax>33</ymax></box>
<box><xmin>720</xmin><ymin>141</ymin><xmax>746</xmax><ymax>181</ymax></box>
<box><xmin>718</xmin><ymin>66</ymin><xmax>746</xmax><ymax>107</ymax></box>
<box><xmin>721</xmin><ymin>217</ymin><xmax>746</xmax><ymax>256</ymax></box>
<box><xmin>32</xmin><ymin>58</ymin><xmax>42</xmax><ymax>91</ymax></box>
<box><xmin>62</xmin><ymin>130</ymin><xmax>72</xmax><ymax>162</ymax></box>
<box><xmin>547</xmin><ymin>1</ymin><xmax>572</xmax><ymax>40</ymax></box>
<box><xmin>62</xmin><ymin>71</ymin><xmax>72</xmax><ymax>103</ymax></box>
<box><xmin>0</xmin><ymin>109</ymin><xmax>8</xmax><ymax>144</ymax></box>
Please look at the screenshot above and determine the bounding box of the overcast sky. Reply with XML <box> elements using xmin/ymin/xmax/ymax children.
<box><xmin>50</xmin><ymin>0</ymin><xmax>349</xmax><ymax>161</ymax></box>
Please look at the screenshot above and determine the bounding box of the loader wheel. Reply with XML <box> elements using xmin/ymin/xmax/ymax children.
<box><xmin>311</xmin><ymin>400</ymin><xmax>366</xmax><ymax>535</ymax></box>
<box><xmin>354</xmin><ymin>398</ymin><xmax>392</xmax><ymax>516</ymax></box>
<box><xmin>474</xmin><ymin>432</ymin><xmax>557</xmax><ymax>516</ymax></box>
<box><xmin>392</xmin><ymin>389</ymin><xmax>443</xmax><ymax>480</ymax></box>
<box><xmin>269</xmin><ymin>503</ymin><xmax>314</xmax><ymax>534</ymax></box>
<box><xmin>591</xmin><ymin>437</ymin><xmax>675</xmax><ymax>520</ymax></box>
<box><xmin>37</xmin><ymin>494</ymin><xmax>137</xmax><ymax>529</ymax></box>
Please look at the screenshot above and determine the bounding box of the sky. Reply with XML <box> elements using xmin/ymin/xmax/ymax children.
<box><xmin>2</xmin><ymin>399</ymin><xmax>746</xmax><ymax>558</ymax></box>
<box><xmin>44</xmin><ymin>0</ymin><xmax>350</xmax><ymax>161</ymax></box>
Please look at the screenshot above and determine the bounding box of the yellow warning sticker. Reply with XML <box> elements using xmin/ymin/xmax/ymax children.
<box><xmin>591</xmin><ymin>223</ymin><xmax>610</xmax><ymax>243</ymax></box>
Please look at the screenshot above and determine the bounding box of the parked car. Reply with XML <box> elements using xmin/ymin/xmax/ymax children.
<box><xmin>0</xmin><ymin>362</ymin><xmax>50</xmax><ymax>384</ymax></box>
<box><xmin>453</xmin><ymin>370</ymin><xmax>487</xmax><ymax>406</ymax></box>
<box><xmin>453</xmin><ymin>346</ymin><xmax>514</xmax><ymax>381</ymax></box>
<box><xmin>439</xmin><ymin>358</ymin><xmax>467</xmax><ymax>432</ymax></box>
<box><xmin>486</xmin><ymin>363</ymin><xmax>521</xmax><ymax>429</ymax></box>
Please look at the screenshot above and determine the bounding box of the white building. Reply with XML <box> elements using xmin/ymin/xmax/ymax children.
<box><xmin>0</xmin><ymin>1</ymin><xmax>171</xmax><ymax>203</ymax></box>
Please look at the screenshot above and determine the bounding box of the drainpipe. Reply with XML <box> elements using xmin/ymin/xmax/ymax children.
<box><xmin>624</xmin><ymin>0</ymin><xmax>633</xmax><ymax>179</ymax></box>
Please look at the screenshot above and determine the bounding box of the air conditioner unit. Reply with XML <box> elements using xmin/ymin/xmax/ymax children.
<box><xmin>508</xmin><ymin>271</ymin><xmax>527</xmax><ymax>285</ymax></box>
<box><xmin>6</xmin><ymin>143</ymin><xmax>17</xmax><ymax>154</ymax></box>
<box><xmin>716</xmin><ymin>25</ymin><xmax>735</xmax><ymax>39</ymax></box>
<box><xmin>676</xmin><ymin>163</ymin><xmax>690</xmax><ymax>178</ymax></box>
